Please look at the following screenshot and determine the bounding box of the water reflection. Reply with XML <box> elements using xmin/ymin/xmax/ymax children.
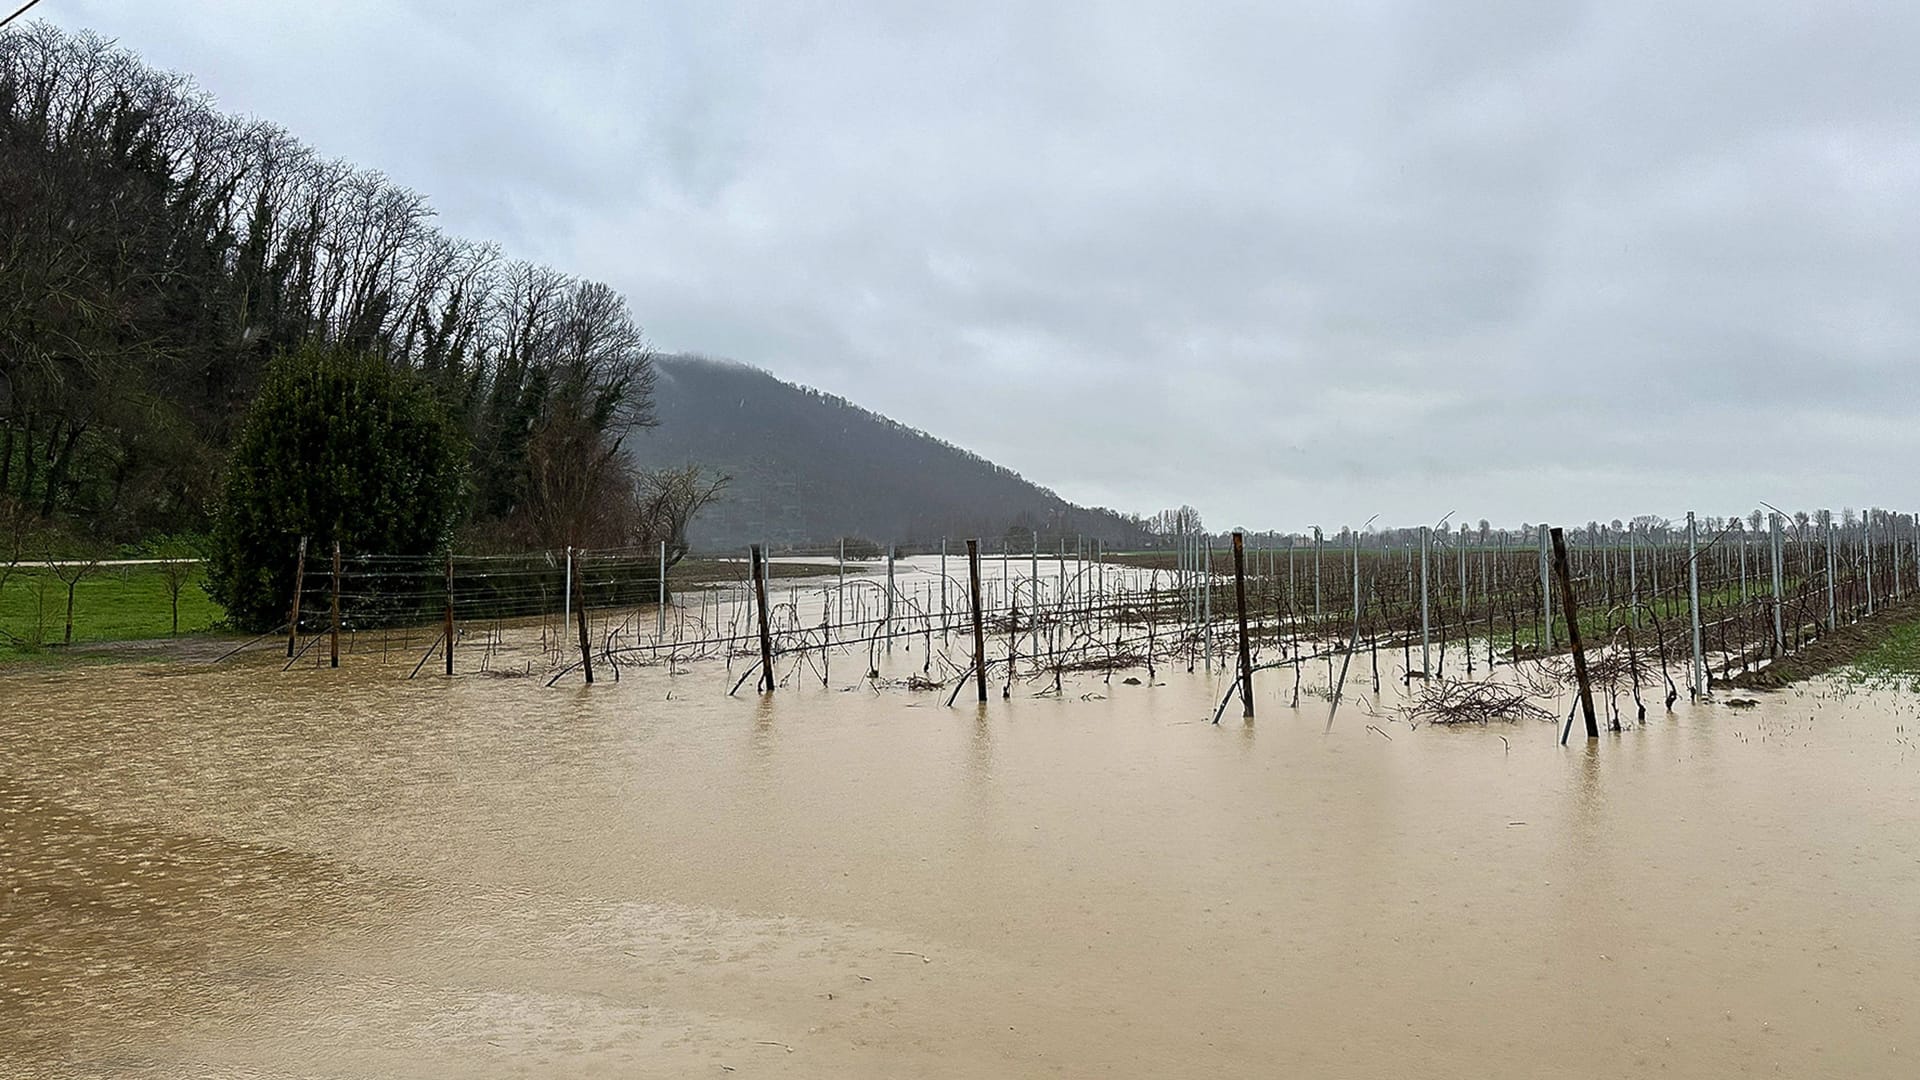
<box><xmin>0</xmin><ymin>655</ymin><xmax>1914</xmax><ymax>1078</ymax></box>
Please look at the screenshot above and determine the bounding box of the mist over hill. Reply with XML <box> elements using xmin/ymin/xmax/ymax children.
<box><xmin>627</xmin><ymin>355</ymin><xmax>1149</xmax><ymax>551</ymax></box>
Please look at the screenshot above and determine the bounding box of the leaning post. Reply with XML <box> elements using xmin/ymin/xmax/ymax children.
<box><xmin>1233</xmin><ymin>531</ymin><xmax>1254</xmax><ymax>719</ymax></box>
<box><xmin>1550</xmin><ymin>527</ymin><xmax>1599</xmax><ymax>739</ymax></box>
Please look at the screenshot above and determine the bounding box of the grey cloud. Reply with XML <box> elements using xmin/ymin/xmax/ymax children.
<box><xmin>42</xmin><ymin>0</ymin><xmax>1920</xmax><ymax>530</ymax></box>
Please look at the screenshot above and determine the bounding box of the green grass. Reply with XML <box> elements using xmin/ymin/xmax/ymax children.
<box><xmin>1845</xmin><ymin>614</ymin><xmax>1920</xmax><ymax>692</ymax></box>
<box><xmin>0</xmin><ymin>563</ymin><xmax>227</xmax><ymax>662</ymax></box>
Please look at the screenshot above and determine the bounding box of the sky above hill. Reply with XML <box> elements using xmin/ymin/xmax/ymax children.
<box><xmin>33</xmin><ymin>1</ymin><xmax>1920</xmax><ymax>532</ymax></box>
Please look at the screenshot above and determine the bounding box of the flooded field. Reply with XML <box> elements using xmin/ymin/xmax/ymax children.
<box><xmin>3</xmin><ymin>638</ymin><xmax>1917</xmax><ymax>1078</ymax></box>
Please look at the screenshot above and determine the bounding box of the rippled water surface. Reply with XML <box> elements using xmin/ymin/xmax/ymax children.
<box><xmin>3</xmin><ymin>643</ymin><xmax>1917</xmax><ymax>1078</ymax></box>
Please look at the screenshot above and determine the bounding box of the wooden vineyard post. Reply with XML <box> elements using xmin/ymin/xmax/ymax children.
<box><xmin>571</xmin><ymin>554</ymin><xmax>595</xmax><ymax>684</ymax></box>
<box><xmin>329</xmin><ymin>539</ymin><xmax>341</xmax><ymax>669</ymax></box>
<box><xmin>752</xmin><ymin>544</ymin><xmax>775</xmax><ymax>692</ymax></box>
<box><xmin>968</xmin><ymin>538</ymin><xmax>987</xmax><ymax>703</ymax></box>
<box><xmin>1233</xmin><ymin>531</ymin><xmax>1254</xmax><ymax>719</ymax></box>
<box><xmin>444</xmin><ymin>551</ymin><xmax>456</xmax><ymax>676</ymax></box>
<box><xmin>1550</xmin><ymin>527</ymin><xmax>1598</xmax><ymax>739</ymax></box>
<box><xmin>287</xmin><ymin>536</ymin><xmax>307</xmax><ymax>657</ymax></box>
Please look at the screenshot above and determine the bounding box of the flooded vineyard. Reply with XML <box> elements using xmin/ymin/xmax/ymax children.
<box><xmin>3</xmin><ymin>560</ymin><xmax>1917</xmax><ymax>1079</ymax></box>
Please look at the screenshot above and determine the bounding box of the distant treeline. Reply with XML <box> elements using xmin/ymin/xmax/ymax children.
<box><xmin>0</xmin><ymin>24</ymin><xmax>654</xmax><ymax>550</ymax></box>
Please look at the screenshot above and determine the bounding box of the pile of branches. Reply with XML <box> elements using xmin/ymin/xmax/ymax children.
<box><xmin>1404</xmin><ymin>680</ymin><xmax>1555</xmax><ymax>726</ymax></box>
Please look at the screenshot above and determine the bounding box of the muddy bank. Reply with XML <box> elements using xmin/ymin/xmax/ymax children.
<box><xmin>1725</xmin><ymin>599</ymin><xmax>1920</xmax><ymax>689</ymax></box>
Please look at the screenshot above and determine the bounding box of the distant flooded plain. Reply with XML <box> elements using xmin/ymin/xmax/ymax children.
<box><xmin>3</xmin><ymin>635</ymin><xmax>1917</xmax><ymax>1077</ymax></box>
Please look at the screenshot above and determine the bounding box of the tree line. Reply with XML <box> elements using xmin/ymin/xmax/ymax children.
<box><xmin>1</xmin><ymin>23</ymin><xmax>715</xmax><ymax>564</ymax></box>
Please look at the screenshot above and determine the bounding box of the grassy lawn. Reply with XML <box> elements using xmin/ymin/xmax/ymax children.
<box><xmin>1845</xmin><ymin>613</ymin><xmax>1920</xmax><ymax>692</ymax></box>
<box><xmin>0</xmin><ymin>563</ymin><xmax>226</xmax><ymax>662</ymax></box>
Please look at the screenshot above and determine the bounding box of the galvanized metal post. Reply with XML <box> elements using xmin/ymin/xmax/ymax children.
<box><xmin>329</xmin><ymin>539</ymin><xmax>341</xmax><ymax>669</ymax></box>
<box><xmin>1419</xmin><ymin>525</ymin><xmax>1431</xmax><ymax>675</ymax></box>
<box><xmin>1771</xmin><ymin>513</ymin><xmax>1785</xmax><ymax>654</ymax></box>
<box><xmin>287</xmin><ymin>536</ymin><xmax>307</xmax><ymax>657</ymax></box>
<box><xmin>1538</xmin><ymin>525</ymin><xmax>1552</xmax><ymax>651</ymax></box>
<box><xmin>1233</xmin><ymin>531</ymin><xmax>1253</xmax><ymax>718</ymax></box>
<box><xmin>1826</xmin><ymin>520</ymin><xmax>1838</xmax><ymax>630</ymax></box>
<box><xmin>1313</xmin><ymin>526</ymin><xmax>1323</xmax><ymax>620</ymax></box>
<box><xmin>1628</xmin><ymin>532</ymin><xmax>1638</xmax><ymax>628</ymax></box>
<box><xmin>1688</xmin><ymin>512</ymin><xmax>1704</xmax><ymax>698</ymax></box>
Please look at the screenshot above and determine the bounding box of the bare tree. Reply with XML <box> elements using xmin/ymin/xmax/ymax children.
<box><xmin>43</xmin><ymin>541</ymin><xmax>102</xmax><ymax>645</ymax></box>
<box><xmin>633</xmin><ymin>466</ymin><xmax>729</xmax><ymax>565</ymax></box>
<box><xmin>152</xmin><ymin>536</ymin><xmax>200</xmax><ymax>635</ymax></box>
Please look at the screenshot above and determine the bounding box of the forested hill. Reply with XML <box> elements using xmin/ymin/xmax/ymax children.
<box><xmin>627</xmin><ymin>356</ymin><xmax>1148</xmax><ymax>551</ymax></box>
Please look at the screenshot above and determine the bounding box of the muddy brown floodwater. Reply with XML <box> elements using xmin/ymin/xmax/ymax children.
<box><xmin>2</xmin><ymin>645</ymin><xmax>1917</xmax><ymax>1078</ymax></box>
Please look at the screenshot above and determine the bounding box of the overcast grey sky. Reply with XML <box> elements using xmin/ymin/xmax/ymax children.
<box><xmin>36</xmin><ymin>1</ymin><xmax>1920</xmax><ymax>532</ymax></box>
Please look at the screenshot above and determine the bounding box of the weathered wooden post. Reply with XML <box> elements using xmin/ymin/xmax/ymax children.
<box><xmin>329</xmin><ymin>539</ymin><xmax>342</xmax><ymax>669</ymax></box>
<box><xmin>444</xmin><ymin>551</ymin><xmax>455</xmax><ymax>677</ymax></box>
<box><xmin>657</xmin><ymin>540</ymin><xmax>668</xmax><ymax>638</ymax></box>
<box><xmin>1233</xmin><ymin>531</ymin><xmax>1254</xmax><ymax>718</ymax></box>
<box><xmin>968</xmin><ymin>538</ymin><xmax>986</xmax><ymax>703</ymax></box>
<box><xmin>573</xmin><ymin>554</ymin><xmax>594</xmax><ymax>684</ymax></box>
<box><xmin>752</xmin><ymin>544</ymin><xmax>774</xmax><ymax>692</ymax></box>
<box><xmin>885</xmin><ymin>545</ymin><xmax>896</xmax><ymax>655</ymax></box>
<box><xmin>1550</xmin><ymin>527</ymin><xmax>1598</xmax><ymax>739</ymax></box>
<box><xmin>287</xmin><ymin>536</ymin><xmax>307</xmax><ymax>657</ymax></box>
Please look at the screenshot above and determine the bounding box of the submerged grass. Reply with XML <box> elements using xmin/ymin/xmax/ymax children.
<box><xmin>0</xmin><ymin>564</ymin><xmax>227</xmax><ymax>663</ymax></box>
